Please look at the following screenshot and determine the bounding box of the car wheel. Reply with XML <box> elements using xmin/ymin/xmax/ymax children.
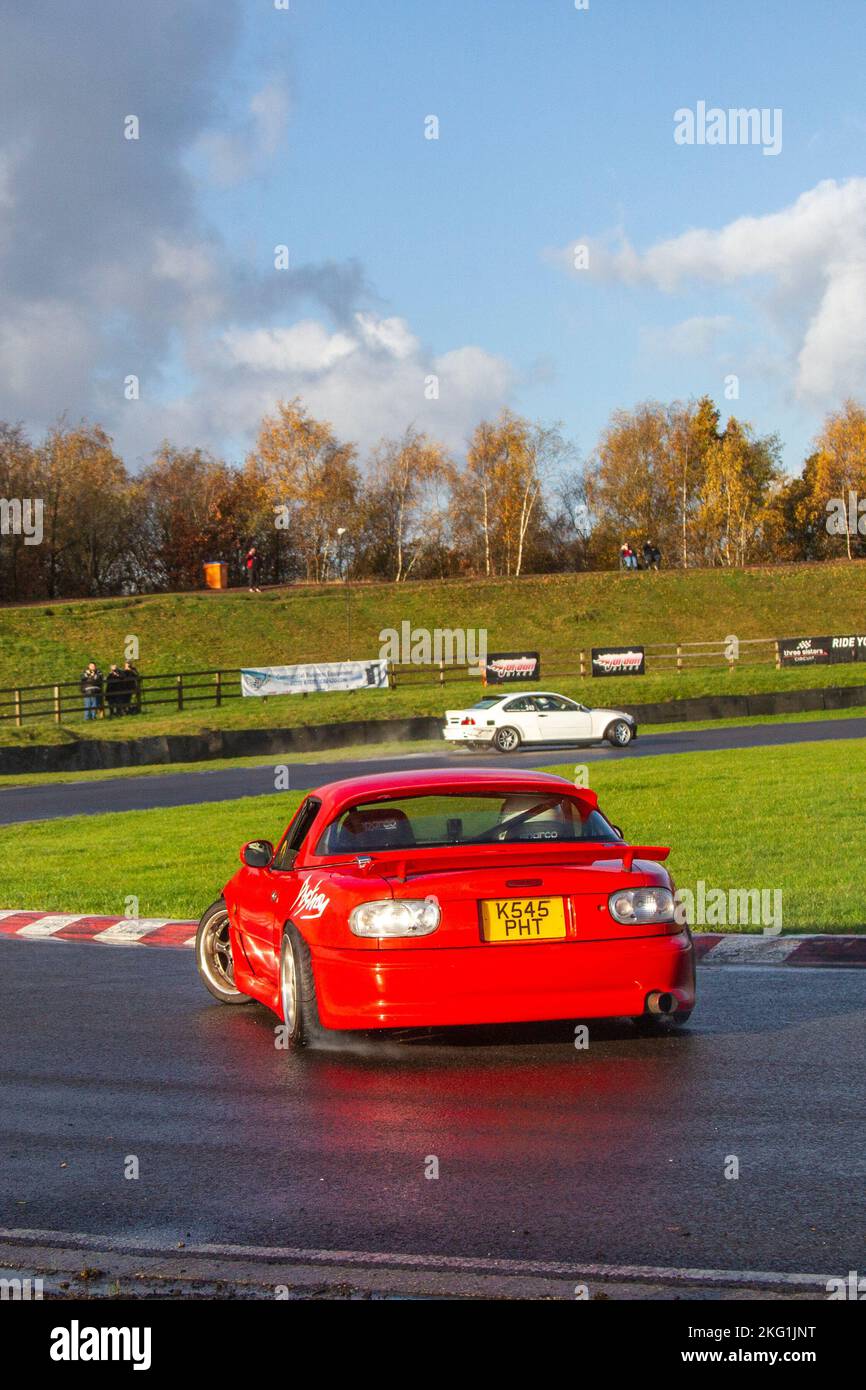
<box><xmin>280</xmin><ymin>923</ymin><xmax>326</xmax><ymax>1046</ymax></box>
<box><xmin>607</xmin><ymin>719</ymin><xmax>633</xmax><ymax>747</ymax></box>
<box><xmin>493</xmin><ymin>725</ymin><xmax>521</xmax><ymax>753</ymax></box>
<box><xmin>196</xmin><ymin>899</ymin><xmax>250</xmax><ymax>1005</ymax></box>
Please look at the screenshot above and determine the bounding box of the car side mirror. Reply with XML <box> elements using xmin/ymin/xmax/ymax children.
<box><xmin>241</xmin><ymin>840</ymin><xmax>274</xmax><ymax>868</ymax></box>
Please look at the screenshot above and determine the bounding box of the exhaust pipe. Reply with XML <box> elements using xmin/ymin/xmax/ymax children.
<box><xmin>646</xmin><ymin>990</ymin><xmax>676</xmax><ymax>1016</ymax></box>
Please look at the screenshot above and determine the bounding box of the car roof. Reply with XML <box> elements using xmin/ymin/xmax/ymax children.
<box><xmin>498</xmin><ymin>690</ymin><xmax>575</xmax><ymax>701</ymax></box>
<box><xmin>309</xmin><ymin>767</ymin><xmax>590</xmax><ymax>818</ymax></box>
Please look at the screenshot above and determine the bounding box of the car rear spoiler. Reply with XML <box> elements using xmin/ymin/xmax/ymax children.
<box><xmin>318</xmin><ymin>841</ymin><xmax>671</xmax><ymax>881</ymax></box>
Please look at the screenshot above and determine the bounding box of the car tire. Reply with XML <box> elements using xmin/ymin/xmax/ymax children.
<box><xmin>606</xmin><ymin>719</ymin><xmax>633</xmax><ymax>747</ymax></box>
<box><xmin>492</xmin><ymin>725</ymin><xmax>521</xmax><ymax>753</ymax></box>
<box><xmin>280</xmin><ymin>922</ymin><xmax>327</xmax><ymax>1047</ymax></box>
<box><xmin>195</xmin><ymin>899</ymin><xmax>250</xmax><ymax>1005</ymax></box>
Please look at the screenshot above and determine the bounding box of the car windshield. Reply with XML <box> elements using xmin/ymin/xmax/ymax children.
<box><xmin>470</xmin><ymin>697</ymin><xmax>504</xmax><ymax>709</ymax></box>
<box><xmin>314</xmin><ymin>792</ymin><xmax>621</xmax><ymax>854</ymax></box>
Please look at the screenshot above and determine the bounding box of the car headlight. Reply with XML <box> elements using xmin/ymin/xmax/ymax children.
<box><xmin>349</xmin><ymin>897</ymin><xmax>441</xmax><ymax>938</ymax></box>
<box><xmin>608</xmin><ymin>887</ymin><xmax>674</xmax><ymax>924</ymax></box>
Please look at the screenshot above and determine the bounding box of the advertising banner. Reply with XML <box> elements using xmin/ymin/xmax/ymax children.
<box><xmin>828</xmin><ymin>634</ymin><xmax>866</xmax><ymax>662</ymax></box>
<box><xmin>778</xmin><ymin>637</ymin><xmax>833</xmax><ymax>667</ymax></box>
<box><xmin>591</xmin><ymin>646</ymin><xmax>645</xmax><ymax>677</ymax></box>
<box><xmin>484</xmin><ymin>651</ymin><xmax>541</xmax><ymax>684</ymax></box>
<box><xmin>780</xmin><ymin>635</ymin><xmax>866</xmax><ymax>666</ymax></box>
<box><xmin>241</xmin><ymin>660</ymin><xmax>389</xmax><ymax>697</ymax></box>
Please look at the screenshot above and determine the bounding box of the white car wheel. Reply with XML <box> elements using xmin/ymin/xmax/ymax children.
<box><xmin>280</xmin><ymin>932</ymin><xmax>299</xmax><ymax>1035</ymax></box>
<box><xmin>607</xmin><ymin>719</ymin><xmax>633</xmax><ymax>747</ymax></box>
<box><xmin>493</xmin><ymin>726</ymin><xmax>521</xmax><ymax>753</ymax></box>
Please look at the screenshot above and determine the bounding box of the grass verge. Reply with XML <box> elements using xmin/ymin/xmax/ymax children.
<box><xmin>2</xmin><ymin>663</ymin><xmax>866</xmax><ymax>749</ymax></box>
<box><xmin>0</xmin><ymin>705</ymin><xmax>863</xmax><ymax>787</ymax></box>
<box><xmin>0</xmin><ymin>738</ymin><xmax>860</xmax><ymax>931</ymax></box>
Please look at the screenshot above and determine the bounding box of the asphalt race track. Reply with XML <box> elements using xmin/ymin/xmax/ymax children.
<box><xmin>1</xmin><ymin>936</ymin><xmax>863</xmax><ymax>1298</ymax></box>
<box><xmin>2</xmin><ymin>714</ymin><xmax>864</xmax><ymax>825</ymax></box>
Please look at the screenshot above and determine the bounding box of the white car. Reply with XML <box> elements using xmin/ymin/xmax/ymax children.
<box><xmin>442</xmin><ymin>690</ymin><xmax>637</xmax><ymax>753</ymax></box>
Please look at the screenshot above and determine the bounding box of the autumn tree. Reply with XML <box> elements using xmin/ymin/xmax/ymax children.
<box><xmin>663</xmin><ymin>396</ymin><xmax>720</xmax><ymax>568</ymax></box>
<box><xmin>362</xmin><ymin>427</ymin><xmax>454</xmax><ymax>581</ymax></box>
<box><xmin>585</xmin><ymin>402</ymin><xmax>674</xmax><ymax>564</ymax></box>
<box><xmin>585</xmin><ymin>398</ymin><xmax>718</xmax><ymax>568</ymax></box>
<box><xmin>455</xmin><ymin>411</ymin><xmax>572</xmax><ymax>576</ymax></box>
<box><xmin>808</xmin><ymin>401</ymin><xmax>866</xmax><ymax>559</ymax></box>
<box><xmin>695</xmin><ymin>418</ymin><xmax>782</xmax><ymax>566</ymax></box>
<box><xmin>0</xmin><ymin>423</ymin><xmax>41</xmax><ymax>601</ymax></box>
<box><xmin>760</xmin><ymin>453</ymin><xmax>827</xmax><ymax>562</ymax></box>
<box><xmin>138</xmin><ymin>445</ymin><xmax>234</xmax><ymax>591</ymax></box>
<box><xmin>37</xmin><ymin>422</ymin><xmax>132</xmax><ymax>597</ymax></box>
<box><xmin>247</xmin><ymin>399</ymin><xmax>360</xmax><ymax>583</ymax></box>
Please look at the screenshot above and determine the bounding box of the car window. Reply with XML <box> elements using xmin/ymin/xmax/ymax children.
<box><xmin>272</xmin><ymin>797</ymin><xmax>321</xmax><ymax>870</ymax></box>
<box><xmin>470</xmin><ymin>697</ymin><xmax>504</xmax><ymax>710</ymax></box>
<box><xmin>504</xmin><ymin>697</ymin><xmax>536</xmax><ymax>712</ymax></box>
<box><xmin>314</xmin><ymin>792</ymin><xmax>621</xmax><ymax>854</ymax></box>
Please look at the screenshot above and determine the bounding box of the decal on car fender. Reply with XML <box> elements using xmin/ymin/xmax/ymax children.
<box><xmin>291</xmin><ymin>877</ymin><xmax>331</xmax><ymax>920</ymax></box>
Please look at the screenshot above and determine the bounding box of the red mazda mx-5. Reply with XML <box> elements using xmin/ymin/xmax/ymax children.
<box><xmin>195</xmin><ymin>768</ymin><xmax>695</xmax><ymax>1045</ymax></box>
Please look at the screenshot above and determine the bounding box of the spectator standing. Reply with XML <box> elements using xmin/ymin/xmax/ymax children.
<box><xmin>652</xmin><ymin>543</ymin><xmax>662</xmax><ymax>569</ymax></box>
<box><xmin>80</xmin><ymin>662</ymin><xmax>103</xmax><ymax>721</ymax></box>
<box><xmin>245</xmin><ymin>545</ymin><xmax>261</xmax><ymax>592</ymax></box>
<box><xmin>122</xmin><ymin>660</ymin><xmax>140</xmax><ymax>714</ymax></box>
<box><xmin>105</xmin><ymin>664</ymin><xmax>124</xmax><ymax>718</ymax></box>
<box><xmin>620</xmin><ymin>541</ymin><xmax>637</xmax><ymax>571</ymax></box>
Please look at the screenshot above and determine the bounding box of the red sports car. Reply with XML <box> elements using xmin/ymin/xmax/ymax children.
<box><xmin>195</xmin><ymin>768</ymin><xmax>695</xmax><ymax>1045</ymax></box>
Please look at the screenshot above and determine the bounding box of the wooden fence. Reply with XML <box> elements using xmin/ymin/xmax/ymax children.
<box><xmin>0</xmin><ymin>638</ymin><xmax>786</xmax><ymax>726</ymax></box>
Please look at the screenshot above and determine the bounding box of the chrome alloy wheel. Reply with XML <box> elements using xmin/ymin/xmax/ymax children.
<box><xmin>200</xmin><ymin>909</ymin><xmax>240</xmax><ymax>995</ymax></box>
<box><xmin>495</xmin><ymin>726</ymin><xmax>520</xmax><ymax>752</ymax></box>
<box><xmin>280</xmin><ymin>935</ymin><xmax>298</xmax><ymax>1032</ymax></box>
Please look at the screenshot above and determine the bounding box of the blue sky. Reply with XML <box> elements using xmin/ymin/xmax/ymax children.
<box><xmin>3</xmin><ymin>0</ymin><xmax>866</xmax><ymax>471</ymax></box>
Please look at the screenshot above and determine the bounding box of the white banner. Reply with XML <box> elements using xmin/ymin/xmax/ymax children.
<box><xmin>240</xmin><ymin>659</ymin><xmax>389</xmax><ymax>697</ymax></box>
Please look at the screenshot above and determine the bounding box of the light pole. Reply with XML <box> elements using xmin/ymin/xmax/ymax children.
<box><xmin>336</xmin><ymin>527</ymin><xmax>350</xmax><ymax>660</ymax></box>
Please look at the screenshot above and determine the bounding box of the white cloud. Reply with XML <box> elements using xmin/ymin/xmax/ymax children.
<box><xmin>224</xmin><ymin>321</ymin><xmax>357</xmax><ymax>373</ymax></box>
<box><xmin>642</xmin><ymin>315</ymin><xmax>736</xmax><ymax>358</ymax></box>
<box><xmin>0</xmin><ymin>6</ymin><xmax>516</xmax><ymax>466</ymax></box>
<box><xmin>120</xmin><ymin>312</ymin><xmax>515</xmax><ymax>463</ymax></box>
<box><xmin>196</xmin><ymin>79</ymin><xmax>291</xmax><ymax>186</ymax></box>
<box><xmin>355</xmin><ymin>313</ymin><xmax>418</xmax><ymax>359</ymax></box>
<box><xmin>0</xmin><ymin>299</ymin><xmax>97</xmax><ymax>401</ymax></box>
<box><xmin>556</xmin><ymin>178</ymin><xmax>866</xmax><ymax>402</ymax></box>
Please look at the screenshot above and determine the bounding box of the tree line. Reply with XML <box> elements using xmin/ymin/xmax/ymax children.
<box><xmin>0</xmin><ymin>395</ymin><xmax>864</xmax><ymax>601</ymax></box>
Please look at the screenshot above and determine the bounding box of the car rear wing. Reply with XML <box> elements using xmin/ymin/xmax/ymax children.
<box><xmin>312</xmin><ymin>841</ymin><xmax>670</xmax><ymax>881</ymax></box>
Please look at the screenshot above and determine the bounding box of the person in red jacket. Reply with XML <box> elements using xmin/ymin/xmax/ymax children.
<box><xmin>245</xmin><ymin>545</ymin><xmax>261</xmax><ymax>592</ymax></box>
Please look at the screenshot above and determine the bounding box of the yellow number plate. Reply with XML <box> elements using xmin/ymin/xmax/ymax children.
<box><xmin>480</xmin><ymin>897</ymin><xmax>567</xmax><ymax>943</ymax></box>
